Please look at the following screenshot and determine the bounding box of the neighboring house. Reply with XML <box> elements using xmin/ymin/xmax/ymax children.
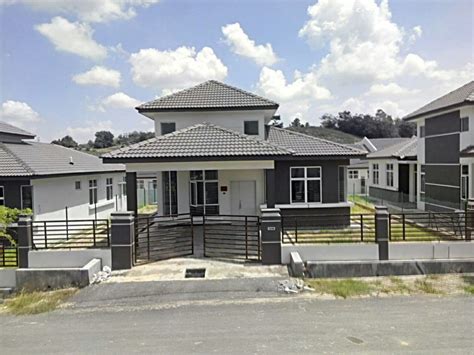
<box><xmin>404</xmin><ymin>80</ymin><xmax>474</xmax><ymax>211</ymax></box>
<box><xmin>366</xmin><ymin>137</ymin><xmax>418</xmax><ymax>207</ymax></box>
<box><xmin>102</xmin><ymin>80</ymin><xmax>365</xmax><ymax>218</ymax></box>
<box><xmin>347</xmin><ymin>137</ymin><xmax>413</xmax><ymax>196</ymax></box>
<box><xmin>0</xmin><ymin>121</ymin><xmax>126</xmax><ymax>220</ymax></box>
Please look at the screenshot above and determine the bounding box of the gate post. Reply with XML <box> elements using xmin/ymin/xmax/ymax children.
<box><xmin>17</xmin><ymin>214</ymin><xmax>32</xmax><ymax>268</ymax></box>
<box><xmin>261</xmin><ymin>208</ymin><xmax>281</xmax><ymax>265</ymax></box>
<box><xmin>110</xmin><ymin>211</ymin><xmax>135</xmax><ymax>270</ymax></box>
<box><xmin>375</xmin><ymin>206</ymin><xmax>389</xmax><ymax>260</ymax></box>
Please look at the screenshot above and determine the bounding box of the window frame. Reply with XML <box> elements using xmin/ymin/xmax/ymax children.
<box><xmin>75</xmin><ymin>181</ymin><xmax>81</xmax><ymax>190</ymax></box>
<box><xmin>106</xmin><ymin>177</ymin><xmax>113</xmax><ymax>200</ymax></box>
<box><xmin>419</xmin><ymin>125</ymin><xmax>425</xmax><ymax>138</ymax></box>
<box><xmin>20</xmin><ymin>185</ymin><xmax>33</xmax><ymax>210</ymax></box>
<box><xmin>461</xmin><ymin>164</ymin><xmax>469</xmax><ymax>205</ymax></box>
<box><xmin>460</xmin><ymin>117</ymin><xmax>469</xmax><ymax>132</ymax></box>
<box><xmin>386</xmin><ymin>163</ymin><xmax>394</xmax><ymax>187</ymax></box>
<box><xmin>89</xmin><ymin>179</ymin><xmax>98</xmax><ymax>205</ymax></box>
<box><xmin>161</xmin><ymin>122</ymin><xmax>176</xmax><ymax>135</ymax></box>
<box><xmin>0</xmin><ymin>186</ymin><xmax>4</xmax><ymax>206</ymax></box>
<box><xmin>244</xmin><ymin>120</ymin><xmax>259</xmax><ymax>135</ymax></box>
<box><xmin>372</xmin><ymin>163</ymin><xmax>379</xmax><ymax>185</ymax></box>
<box><xmin>119</xmin><ymin>176</ymin><xmax>126</xmax><ymax>196</ymax></box>
<box><xmin>348</xmin><ymin>170</ymin><xmax>359</xmax><ymax>179</ymax></box>
<box><xmin>189</xmin><ymin>170</ymin><xmax>219</xmax><ymax>214</ymax></box>
<box><xmin>420</xmin><ymin>165</ymin><xmax>426</xmax><ymax>202</ymax></box>
<box><xmin>289</xmin><ymin>166</ymin><xmax>322</xmax><ymax>204</ymax></box>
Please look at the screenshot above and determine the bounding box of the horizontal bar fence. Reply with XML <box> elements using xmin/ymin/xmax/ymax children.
<box><xmin>203</xmin><ymin>215</ymin><xmax>261</xmax><ymax>261</ymax></box>
<box><xmin>0</xmin><ymin>237</ymin><xmax>18</xmax><ymax>267</ymax></box>
<box><xmin>135</xmin><ymin>214</ymin><xmax>194</xmax><ymax>265</ymax></box>
<box><xmin>31</xmin><ymin>219</ymin><xmax>110</xmax><ymax>249</ymax></box>
<box><xmin>281</xmin><ymin>213</ymin><xmax>376</xmax><ymax>244</ymax></box>
<box><xmin>389</xmin><ymin>212</ymin><xmax>468</xmax><ymax>242</ymax></box>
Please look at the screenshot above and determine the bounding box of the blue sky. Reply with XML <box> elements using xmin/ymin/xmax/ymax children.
<box><xmin>0</xmin><ymin>0</ymin><xmax>472</xmax><ymax>142</ymax></box>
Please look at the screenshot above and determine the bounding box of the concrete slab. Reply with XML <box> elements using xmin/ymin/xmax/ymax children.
<box><xmin>109</xmin><ymin>257</ymin><xmax>289</xmax><ymax>282</ymax></box>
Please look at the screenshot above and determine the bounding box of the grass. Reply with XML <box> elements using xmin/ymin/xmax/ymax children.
<box><xmin>464</xmin><ymin>285</ymin><xmax>474</xmax><ymax>294</ymax></box>
<box><xmin>2</xmin><ymin>289</ymin><xmax>77</xmax><ymax>315</ymax></box>
<box><xmin>138</xmin><ymin>204</ymin><xmax>158</xmax><ymax>214</ymax></box>
<box><xmin>306</xmin><ymin>279</ymin><xmax>374</xmax><ymax>298</ymax></box>
<box><xmin>414</xmin><ymin>279</ymin><xmax>442</xmax><ymax>294</ymax></box>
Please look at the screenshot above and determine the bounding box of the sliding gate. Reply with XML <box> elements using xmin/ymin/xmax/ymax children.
<box><xmin>203</xmin><ymin>215</ymin><xmax>261</xmax><ymax>261</ymax></box>
<box><xmin>134</xmin><ymin>214</ymin><xmax>194</xmax><ymax>264</ymax></box>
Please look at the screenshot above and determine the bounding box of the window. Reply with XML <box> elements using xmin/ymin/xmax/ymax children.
<box><xmin>21</xmin><ymin>185</ymin><xmax>33</xmax><ymax>209</ymax></box>
<box><xmin>461</xmin><ymin>165</ymin><xmax>469</xmax><ymax>207</ymax></box>
<box><xmin>372</xmin><ymin>164</ymin><xmax>379</xmax><ymax>185</ymax></box>
<box><xmin>75</xmin><ymin>181</ymin><xmax>81</xmax><ymax>190</ymax></box>
<box><xmin>161</xmin><ymin>122</ymin><xmax>176</xmax><ymax>135</ymax></box>
<box><xmin>119</xmin><ymin>176</ymin><xmax>126</xmax><ymax>196</ymax></box>
<box><xmin>386</xmin><ymin>163</ymin><xmax>394</xmax><ymax>187</ymax></box>
<box><xmin>190</xmin><ymin>170</ymin><xmax>219</xmax><ymax>215</ymax></box>
<box><xmin>420</xmin><ymin>165</ymin><xmax>425</xmax><ymax>202</ymax></box>
<box><xmin>0</xmin><ymin>186</ymin><xmax>4</xmax><ymax>206</ymax></box>
<box><xmin>290</xmin><ymin>167</ymin><xmax>321</xmax><ymax>204</ymax></box>
<box><xmin>89</xmin><ymin>179</ymin><xmax>98</xmax><ymax>205</ymax></box>
<box><xmin>244</xmin><ymin>121</ymin><xmax>259</xmax><ymax>135</ymax></box>
<box><xmin>348</xmin><ymin>170</ymin><xmax>359</xmax><ymax>179</ymax></box>
<box><xmin>106</xmin><ymin>178</ymin><xmax>113</xmax><ymax>200</ymax></box>
<box><xmin>162</xmin><ymin>172</ymin><xmax>177</xmax><ymax>216</ymax></box>
<box><xmin>461</xmin><ymin>117</ymin><xmax>469</xmax><ymax>132</ymax></box>
<box><xmin>419</xmin><ymin>125</ymin><xmax>425</xmax><ymax>138</ymax></box>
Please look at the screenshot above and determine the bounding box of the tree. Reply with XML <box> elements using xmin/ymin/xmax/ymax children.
<box><xmin>115</xmin><ymin>131</ymin><xmax>155</xmax><ymax>146</ymax></box>
<box><xmin>51</xmin><ymin>135</ymin><xmax>78</xmax><ymax>148</ymax></box>
<box><xmin>94</xmin><ymin>131</ymin><xmax>114</xmax><ymax>148</ymax></box>
<box><xmin>290</xmin><ymin>118</ymin><xmax>304</xmax><ymax>128</ymax></box>
<box><xmin>395</xmin><ymin>119</ymin><xmax>416</xmax><ymax>137</ymax></box>
<box><xmin>320</xmin><ymin>114</ymin><xmax>337</xmax><ymax>129</ymax></box>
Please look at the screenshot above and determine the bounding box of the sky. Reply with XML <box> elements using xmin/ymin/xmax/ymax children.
<box><xmin>0</xmin><ymin>0</ymin><xmax>473</xmax><ymax>143</ymax></box>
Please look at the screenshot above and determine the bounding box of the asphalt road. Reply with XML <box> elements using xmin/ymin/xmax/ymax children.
<box><xmin>1</xmin><ymin>281</ymin><xmax>473</xmax><ymax>354</ymax></box>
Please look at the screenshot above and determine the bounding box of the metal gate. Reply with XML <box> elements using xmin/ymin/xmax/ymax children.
<box><xmin>134</xmin><ymin>214</ymin><xmax>194</xmax><ymax>264</ymax></box>
<box><xmin>203</xmin><ymin>215</ymin><xmax>261</xmax><ymax>261</ymax></box>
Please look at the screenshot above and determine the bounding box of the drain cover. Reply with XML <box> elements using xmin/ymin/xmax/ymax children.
<box><xmin>185</xmin><ymin>268</ymin><xmax>206</xmax><ymax>278</ymax></box>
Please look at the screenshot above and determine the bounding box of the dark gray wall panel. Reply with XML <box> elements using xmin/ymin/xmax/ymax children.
<box><xmin>0</xmin><ymin>179</ymin><xmax>31</xmax><ymax>209</ymax></box>
<box><xmin>369</xmin><ymin>186</ymin><xmax>402</xmax><ymax>203</ymax></box>
<box><xmin>425</xmin><ymin>184</ymin><xmax>460</xmax><ymax>209</ymax></box>
<box><xmin>425</xmin><ymin>134</ymin><xmax>459</xmax><ymax>164</ymax></box>
<box><xmin>425</xmin><ymin>110</ymin><xmax>460</xmax><ymax>136</ymax></box>
<box><xmin>274</xmin><ymin>159</ymin><xmax>348</xmax><ymax>204</ymax></box>
<box><xmin>425</xmin><ymin>165</ymin><xmax>460</xmax><ymax>187</ymax></box>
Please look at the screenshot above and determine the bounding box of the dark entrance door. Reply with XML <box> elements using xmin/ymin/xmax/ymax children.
<box><xmin>399</xmin><ymin>164</ymin><xmax>410</xmax><ymax>195</ymax></box>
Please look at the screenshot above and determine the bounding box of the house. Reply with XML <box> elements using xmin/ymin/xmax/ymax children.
<box><xmin>102</xmin><ymin>80</ymin><xmax>365</xmax><ymax>219</ymax></box>
<box><xmin>0</xmin><ymin>121</ymin><xmax>126</xmax><ymax>220</ymax></box>
<box><xmin>347</xmin><ymin>137</ymin><xmax>414</xmax><ymax>196</ymax></box>
<box><xmin>366</xmin><ymin>137</ymin><xmax>418</xmax><ymax>208</ymax></box>
<box><xmin>404</xmin><ymin>80</ymin><xmax>474</xmax><ymax>211</ymax></box>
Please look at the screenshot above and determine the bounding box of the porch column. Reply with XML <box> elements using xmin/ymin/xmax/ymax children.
<box><xmin>261</xmin><ymin>208</ymin><xmax>281</xmax><ymax>264</ymax></box>
<box><xmin>110</xmin><ymin>212</ymin><xmax>135</xmax><ymax>270</ymax></box>
<box><xmin>265</xmin><ymin>169</ymin><xmax>276</xmax><ymax>208</ymax></box>
<box><xmin>375</xmin><ymin>205</ymin><xmax>389</xmax><ymax>260</ymax></box>
<box><xmin>126</xmin><ymin>172</ymin><xmax>137</xmax><ymax>216</ymax></box>
<box><xmin>17</xmin><ymin>214</ymin><xmax>32</xmax><ymax>268</ymax></box>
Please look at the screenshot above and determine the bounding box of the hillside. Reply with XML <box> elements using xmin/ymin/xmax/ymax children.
<box><xmin>286</xmin><ymin>126</ymin><xmax>361</xmax><ymax>144</ymax></box>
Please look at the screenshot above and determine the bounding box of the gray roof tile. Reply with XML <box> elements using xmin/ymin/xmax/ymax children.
<box><xmin>267</xmin><ymin>126</ymin><xmax>366</xmax><ymax>157</ymax></box>
<box><xmin>367</xmin><ymin>137</ymin><xmax>417</xmax><ymax>160</ymax></box>
<box><xmin>0</xmin><ymin>141</ymin><xmax>124</xmax><ymax>177</ymax></box>
<box><xmin>138</xmin><ymin>80</ymin><xmax>279</xmax><ymax>111</ymax></box>
<box><xmin>0</xmin><ymin>121</ymin><xmax>36</xmax><ymax>139</ymax></box>
<box><xmin>404</xmin><ymin>81</ymin><xmax>474</xmax><ymax>120</ymax></box>
<box><xmin>103</xmin><ymin>123</ymin><xmax>292</xmax><ymax>159</ymax></box>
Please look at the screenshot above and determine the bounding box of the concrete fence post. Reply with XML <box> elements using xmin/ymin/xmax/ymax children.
<box><xmin>17</xmin><ymin>214</ymin><xmax>32</xmax><ymax>268</ymax></box>
<box><xmin>375</xmin><ymin>205</ymin><xmax>389</xmax><ymax>260</ymax></box>
<box><xmin>466</xmin><ymin>198</ymin><xmax>474</xmax><ymax>241</ymax></box>
<box><xmin>261</xmin><ymin>208</ymin><xmax>282</xmax><ymax>265</ymax></box>
<box><xmin>110</xmin><ymin>212</ymin><xmax>135</xmax><ymax>270</ymax></box>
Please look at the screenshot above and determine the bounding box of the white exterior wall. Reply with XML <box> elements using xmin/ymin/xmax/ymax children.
<box><xmin>368</xmin><ymin>159</ymin><xmax>399</xmax><ymax>191</ymax></box>
<box><xmin>31</xmin><ymin>172</ymin><xmax>125</xmax><ymax>220</ymax></box>
<box><xmin>143</xmin><ymin>110</ymin><xmax>275</xmax><ymax>141</ymax></box>
<box><xmin>347</xmin><ymin>168</ymin><xmax>368</xmax><ymax>195</ymax></box>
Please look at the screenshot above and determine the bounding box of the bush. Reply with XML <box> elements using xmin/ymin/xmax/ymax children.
<box><xmin>0</xmin><ymin>206</ymin><xmax>33</xmax><ymax>242</ymax></box>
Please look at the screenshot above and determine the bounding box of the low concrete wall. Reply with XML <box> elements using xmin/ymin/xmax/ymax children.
<box><xmin>16</xmin><ymin>258</ymin><xmax>101</xmax><ymax>291</ymax></box>
<box><xmin>28</xmin><ymin>249</ymin><xmax>111</xmax><ymax>269</ymax></box>
<box><xmin>281</xmin><ymin>244</ymin><xmax>379</xmax><ymax>264</ymax></box>
<box><xmin>0</xmin><ymin>269</ymin><xmax>17</xmax><ymax>288</ymax></box>
<box><xmin>307</xmin><ymin>259</ymin><xmax>474</xmax><ymax>278</ymax></box>
<box><xmin>389</xmin><ymin>242</ymin><xmax>474</xmax><ymax>260</ymax></box>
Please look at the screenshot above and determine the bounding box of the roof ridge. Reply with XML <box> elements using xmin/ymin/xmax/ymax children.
<box><xmin>270</xmin><ymin>126</ymin><xmax>366</xmax><ymax>154</ymax></box>
<box><xmin>0</xmin><ymin>142</ymin><xmax>35</xmax><ymax>174</ymax></box>
<box><xmin>207</xmin><ymin>80</ymin><xmax>279</xmax><ymax>106</ymax></box>
<box><xmin>392</xmin><ymin>136</ymin><xmax>417</xmax><ymax>157</ymax></box>
<box><xmin>136</xmin><ymin>82</ymin><xmax>211</xmax><ymax>109</ymax></box>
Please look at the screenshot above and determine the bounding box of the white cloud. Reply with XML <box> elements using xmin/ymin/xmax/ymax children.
<box><xmin>129</xmin><ymin>46</ymin><xmax>228</xmax><ymax>92</ymax></box>
<box><xmin>408</xmin><ymin>25</ymin><xmax>422</xmax><ymax>44</ymax></box>
<box><xmin>65</xmin><ymin>120</ymin><xmax>115</xmax><ymax>143</ymax></box>
<box><xmin>36</xmin><ymin>17</ymin><xmax>107</xmax><ymax>60</ymax></box>
<box><xmin>99</xmin><ymin>92</ymin><xmax>142</xmax><ymax>111</ymax></box>
<box><xmin>0</xmin><ymin>100</ymin><xmax>41</xmax><ymax>129</ymax></box>
<box><xmin>221</xmin><ymin>23</ymin><xmax>278</xmax><ymax>66</ymax></box>
<box><xmin>72</xmin><ymin>66</ymin><xmax>121</xmax><ymax>87</ymax></box>
<box><xmin>257</xmin><ymin>67</ymin><xmax>331</xmax><ymax>121</ymax></box>
<box><xmin>5</xmin><ymin>0</ymin><xmax>160</xmax><ymax>23</ymax></box>
<box><xmin>366</xmin><ymin>83</ymin><xmax>418</xmax><ymax>97</ymax></box>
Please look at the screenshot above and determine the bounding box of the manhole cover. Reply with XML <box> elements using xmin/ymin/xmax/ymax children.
<box><xmin>185</xmin><ymin>268</ymin><xmax>206</xmax><ymax>278</ymax></box>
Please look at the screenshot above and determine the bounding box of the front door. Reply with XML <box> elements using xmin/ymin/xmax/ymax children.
<box><xmin>231</xmin><ymin>181</ymin><xmax>256</xmax><ymax>215</ymax></box>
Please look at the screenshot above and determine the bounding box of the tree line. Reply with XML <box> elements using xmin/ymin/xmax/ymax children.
<box><xmin>51</xmin><ymin>131</ymin><xmax>155</xmax><ymax>150</ymax></box>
